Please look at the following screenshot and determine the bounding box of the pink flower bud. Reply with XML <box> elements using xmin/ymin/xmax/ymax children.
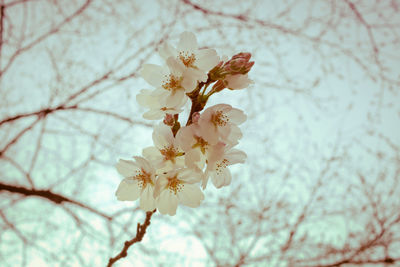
<box><xmin>192</xmin><ymin>112</ymin><xmax>201</xmax><ymax>123</ymax></box>
<box><xmin>163</xmin><ymin>114</ymin><xmax>175</xmax><ymax>126</ymax></box>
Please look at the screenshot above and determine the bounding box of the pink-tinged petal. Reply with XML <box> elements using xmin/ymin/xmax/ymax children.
<box><xmin>217</xmin><ymin>124</ymin><xmax>231</xmax><ymax>140</ymax></box>
<box><xmin>228</xmin><ymin>108</ymin><xmax>247</xmax><ymax>124</ymax></box>
<box><xmin>225</xmin><ymin>74</ymin><xmax>252</xmax><ymax>89</ymax></box>
<box><xmin>195</xmin><ymin>49</ymin><xmax>220</xmax><ymax>71</ymax></box>
<box><xmin>200</xmin><ymin>123</ymin><xmax>219</xmax><ymax>145</ymax></box>
<box><xmin>116</xmin><ymin>159</ymin><xmax>140</xmax><ymax>177</ymax></box>
<box><xmin>140</xmin><ymin>64</ymin><xmax>165</xmax><ymax>88</ymax></box>
<box><xmin>140</xmin><ymin>185</ymin><xmax>156</xmax><ymax>211</ymax></box>
<box><xmin>153</xmin><ymin>124</ymin><xmax>174</xmax><ymax>149</ymax></box>
<box><xmin>213</xmin><ymin>103</ymin><xmax>232</xmax><ymax>113</ymax></box>
<box><xmin>159</xmin><ymin>42</ymin><xmax>176</xmax><ymax>60</ymax></box>
<box><xmin>177</xmin><ymin>31</ymin><xmax>197</xmax><ymax>52</ymax></box>
<box><xmin>185</xmin><ymin>149</ymin><xmax>205</xmax><ymax>170</ymax></box>
<box><xmin>178</xmin><ymin>168</ymin><xmax>202</xmax><ymax>183</ymax></box>
<box><xmin>178</xmin><ymin>184</ymin><xmax>204</xmax><ymax>208</ymax></box>
<box><xmin>176</xmin><ymin>126</ymin><xmax>195</xmax><ymax>151</ymax></box>
<box><xmin>211</xmin><ymin>168</ymin><xmax>232</xmax><ymax>188</ymax></box>
<box><xmin>226</xmin><ymin>149</ymin><xmax>247</xmax><ymax>165</ymax></box>
<box><xmin>157</xmin><ymin>190</ymin><xmax>178</xmax><ymax>216</ymax></box>
<box><xmin>115</xmin><ymin>178</ymin><xmax>141</xmax><ymax>201</ymax></box>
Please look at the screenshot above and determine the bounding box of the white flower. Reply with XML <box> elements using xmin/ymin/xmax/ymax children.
<box><xmin>159</xmin><ymin>31</ymin><xmax>220</xmax><ymax>83</ymax></box>
<box><xmin>176</xmin><ymin>124</ymin><xmax>209</xmax><ymax>170</ymax></box>
<box><xmin>224</xmin><ymin>74</ymin><xmax>253</xmax><ymax>90</ymax></box>
<box><xmin>115</xmin><ymin>157</ymin><xmax>156</xmax><ymax>211</ymax></box>
<box><xmin>198</xmin><ymin>104</ymin><xmax>247</xmax><ymax>146</ymax></box>
<box><xmin>154</xmin><ymin>168</ymin><xmax>204</xmax><ymax>216</ymax></box>
<box><xmin>136</xmin><ymin>89</ymin><xmax>186</xmax><ymax>120</ymax></box>
<box><xmin>143</xmin><ymin>124</ymin><xmax>184</xmax><ymax>173</ymax></box>
<box><xmin>202</xmin><ymin>143</ymin><xmax>247</xmax><ymax>189</ymax></box>
<box><xmin>140</xmin><ymin>57</ymin><xmax>197</xmax><ymax>107</ymax></box>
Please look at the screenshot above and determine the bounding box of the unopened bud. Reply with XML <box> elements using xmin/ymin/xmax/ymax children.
<box><xmin>212</xmin><ymin>80</ymin><xmax>227</xmax><ymax>92</ymax></box>
<box><xmin>208</xmin><ymin>61</ymin><xmax>225</xmax><ymax>81</ymax></box>
<box><xmin>231</xmin><ymin>52</ymin><xmax>251</xmax><ymax>61</ymax></box>
<box><xmin>223</xmin><ymin>52</ymin><xmax>254</xmax><ymax>75</ymax></box>
<box><xmin>163</xmin><ymin>114</ymin><xmax>175</xmax><ymax>126</ymax></box>
<box><xmin>192</xmin><ymin>112</ymin><xmax>201</xmax><ymax>123</ymax></box>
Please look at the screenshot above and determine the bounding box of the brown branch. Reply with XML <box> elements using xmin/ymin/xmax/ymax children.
<box><xmin>107</xmin><ymin>210</ymin><xmax>156</xmax><ymax>267</ymax></box>
<box><xmin>0</xmin><ymin>182</ymin><xmax>112</xmax><ymax>220</ymax></box>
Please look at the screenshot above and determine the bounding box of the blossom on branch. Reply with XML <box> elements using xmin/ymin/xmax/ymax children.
<box><xmin>115</xmin><ymin>157</ymin><xmax>157</xmax><ymax>211</ymax></box>
<box><xmin>153</xmin><ymin>168</ymin><xmax>204</xmax><ymax>216</ymax></box>
<box><xmin>115</xmin><ymin>31</ymin><xmax>253</xmax><ymax>216</ymax></box>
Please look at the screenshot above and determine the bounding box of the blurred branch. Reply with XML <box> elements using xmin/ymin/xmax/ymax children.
<box><xmin>0</xmin><ymin>182</ymin><xmax>112</xmax><ymax>220</ymax></box>
<box><xmin>107</xmin><ymin>210</ymin><xmax>156</xmax><ymax>267</ymax></box>
<box><xmin>0</xmin><ymin>0</ymin><xmax>92</xmax><ymax>77</ymax></box>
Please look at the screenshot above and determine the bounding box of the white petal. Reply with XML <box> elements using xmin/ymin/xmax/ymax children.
<box><xmin>159</xmin><ymin>42</ymin><xmax>176</xmax><ymax>60</ymax></box>
<box><xmin>178</xmin><ymin>184</ymin><xmax>204</xmax><ymax>208</ymax></box>
<box><xmin>165</xmin><ymin>89</ymin><xmax>185</xmax><ymax>107</ymax></box>
<box><xmin>157</xmin><ymin>190</ymin><xmax>178</xmax><ymax>216</ymax></box>
<box><xmin>116</xmin><ymin>159</ymin><xmax>140</xmax><ymax>177</ymax></box>
<box><xmin>153</xmin><ymin>124</ymin><xmax>174</xmax><ymax>149</ymax></box>
<box><xmin>142</xmin><ymin>146</ymin><xmax>161</xmax><ymax>161</ymax></box>
<box><xmin>178</xmin><ymin>31</ymin><xmax>197</xmax><ymax>52</ymax></box>
<box><xmin>133</xmin><ymin>156</ymin><xmax>154</xmax><ymax>175</ymax></box>
<box><xmin>228</xmin><ymin>108</ymin><xmax>247</xmax><ymax>124</ymax></box>
<box><xmin>226</xmin><ymin>149</ymin><xmax>247</xmax><ymax>165</ymax></box>
<box><xmin>140</xmin><ymin>64</ymin><xmax>165</xmax><ymax>88</ymax></box>
<box><xmin>195</xmin><ymin>49</ymin><xmax>219</xmax><ymax>71</ymax></box>
<box><xmin>143</xmin><ymin>109</ymin><xmax>164</xmax><ymax>120</ymax></box>
<box><xmin>181</xmin><ymin>75</ymin><xmax>198</xmax><ymax>92</ymax></box>
<box><xmin>140</xmin><ymin>185</ymin><xmax>156</xmax><ymax>211</ymax></box>
<box><xmin>226</xmin><ymin>124</ymin><xmax>242</xmax><ymax>146</ymax></box>
<box><xmin>211</xmin><ymin>168</ymin><xmax>232</xmax><ymax>188</ymax></box>
<box><xmin>115</xmin><ymin>178</ymin><xmax>141</xmax><ymax>201</ymax></box>
<box><xmin>178</xmin><ymin>168</ymin><xmax>202</xmax><ymax>183</ymax></box>
<box><xmin>185</xmin><ymin>67</ymin><xmax>207</xmax><ymax>83</ymax></box>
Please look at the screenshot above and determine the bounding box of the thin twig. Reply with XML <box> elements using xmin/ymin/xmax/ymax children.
<box><xmin>107</xmin><ymin>210</ymin><xmax>156</xmax><ymax>267</ymax></box>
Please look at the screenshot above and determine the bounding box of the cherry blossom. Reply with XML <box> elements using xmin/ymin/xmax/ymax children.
<box><xmin>136</xmin><ymin>89</ymin><xmax>186</xmax><ymax>120</ymax></box>
<box><xmin>153</xmin><ymin>168</ymin><xmax>204</xmax><ymax>216</ymax></box>
<box><xmin>202</xmin><ymin>143</ymin><xmax>247</xmax><ymax>189</ymax></box>
<box><xmin>143</xmin><ymin>124</ymin><xmax>185</xmax><ymax>173</ymax></box>
<box><xmin>198</xmin><ymin>104</ymin><xmax>247</xmax><ymax>145</ymax></box>
<box><xmin>159</xmin><ymin>31</ymin><xmax>220</xmax><ymax>83</ymax></box>
<box><xmin>115</xmin><ymin>157</ymin><xmax>157</xmax><ymax>211</ymax></box>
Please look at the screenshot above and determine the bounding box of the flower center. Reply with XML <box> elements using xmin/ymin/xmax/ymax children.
<box><xmin>160</xmin><ymin>145</ymin><xmax>181</xmax><ymax>163</ymax></box>
<box><xmin>162</xmin><ymin>74</ymin><xmax>182</xmax><ymax>92</ymax></box>
<box><xmin>167</xmin><ymin>175</ymin><xmax>184</xmax><ymax>195</ymax></box>
<box><xmin>216</xmin><ymin>159</ymin><xmax>229</xmax><ymax>174</ymax></box>
<box><xmin>134</xmin><ymin>168</ymin><xmax>153</xmax><ymax>189</ymax></box>
<box><xmin>211</xmin><ymin>111</ymin><xmax>229</xmax><ymax>127</ymax></box>
<box><xmin>192</xmin><ymin>135</ymin><xmax>209</xmax><ymax>154</ymax></box>
<box><xmin>178</xmin><ymin>51</ymin><xmax>196</xmax><ymax>68</ymax></box>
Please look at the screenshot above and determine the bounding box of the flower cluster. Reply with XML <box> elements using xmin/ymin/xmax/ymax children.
<box><xmin>115</xmin><ymin>32</ymin><xmax>254</xmax><ymax>216</ymax></box>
